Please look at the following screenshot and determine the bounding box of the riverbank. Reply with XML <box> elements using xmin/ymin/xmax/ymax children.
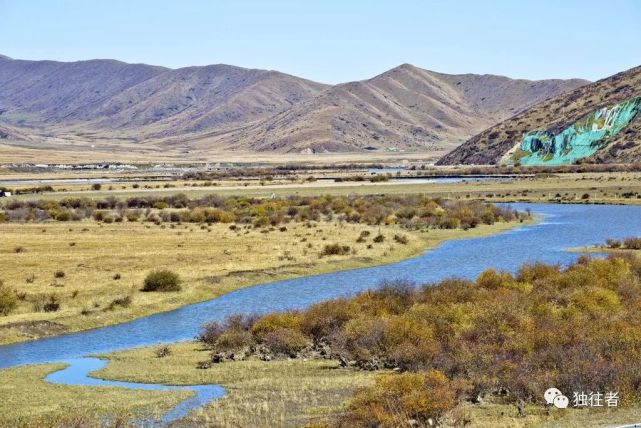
<box><xmin>567</xmin><ymin>246</ymin><xmax>641</xmax><ymax>254</ymax></box>
<box><xmin>0</xmin><ymin>218</ymin><xmax>527</xmax><ymax>346</ymax></box>
<box><xmin>3</xmin><ymin>337</ymin><xmax>637</xmax><ymax>427</ymax></box>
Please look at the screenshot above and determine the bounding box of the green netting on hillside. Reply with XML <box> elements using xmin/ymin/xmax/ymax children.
<box><xmin>513</xmin><ymin>96</ymin><xmax>641</xmax><ymax>166</ymax></box>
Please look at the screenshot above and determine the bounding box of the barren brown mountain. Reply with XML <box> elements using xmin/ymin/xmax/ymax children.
<box><xmin>0</xmin><ymin>56</ymin><xmax>587</xmax><ymax>156</ymax></box>
<box><xmin>216</xmin><ymin>64</ymin><xmax>587</xmax><ymax>153</ymax></box>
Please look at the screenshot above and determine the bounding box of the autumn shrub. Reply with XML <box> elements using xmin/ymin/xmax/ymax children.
<box><xmin>300</xmin><ymin>299</ymin><xmax>354</xmax><ymax>342</ymax></box>
<box><xmin>393</xmin><ymin>234</ymin><xmax>409</xmax><ymax>244</ymax></box>
<box><xmin>623</xmin><ymin>237</ymin><xmax>641</xmax><ymax>250</ymax></box>
<box><xmin>43</xmin><ymin>294</ymin><xmax>60</xmax><ymax>312</ymax></box>
<box><xmin>214</xmin><ymin>329</ymin><xmax>254</xmax><ymax>352</ymax></box>
<box><xmin>0</xmin><ymin>281</ymin><xmax>17</xmax><ymax>316</ymax></box>
<box><xmin>251</xmin><ymin>312</ymin><xmax>302</xmax><ymax>340</ymax></box>
<box><xmin>321</xmin><ymin>243</ymin><xmax>351</xmax><ymax>256</ymax></box>
<box><xmin>338</xmin><ymin>370</ymin><xmax>456</xmax><ymax>428</ymax></box>
<box><xmin>476</xmin><ymin>268</ymin><xmax>517</xmax><ymax>289</ymax></box>
<box><xmin>154</xmin><ymin>345</ymin><xmax>172</xmax><ymax>358</ymax></box>
<box><xmin>142</xmin><ymin>269</ymin><xmax>181</xmax><ymax>292</ymax></box>
<box><xmin>198</xmin><ymin>321</ymin><xmax>225</xmax><ymax>346</ymax></box>
<box><xmin>107</xmin><ymin>295</ymin><xmax>132</xmax><ymax>310</ymax></box>
<box><xmin>373</xmin><ymin>234</ymin><xmax>385</xmax><ymax>243</ymax></box>
<box><xmin>197</xmin><ymin>252</ymin><xmax>641</xmax><ymax>416</ymax></box>
<box><xmin>1</xmin><ymin>194</ymin><xmax>527</xmax><ymax>232</ymax></box>
<box><xmin>263</xmin><ymin>328</ymin><xmax>309</xmax><ymax>356</ymax></box>
<box><xmin>606</xmin><ymin>239</ymin><xmax>622</xmax><ymax>248</ymax></box>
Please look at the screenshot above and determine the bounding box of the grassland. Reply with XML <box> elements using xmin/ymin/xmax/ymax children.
<box><xmin>7</xmin><ymin>171</ymin><xmax>641</xmax><ymax>205</ymax></box>
<box><xmin>0</xmin><ymin>218</ymin><xmax>522</xmax><ymax>345</ymax></box>
<box><xmin>98</xmin><ymin>342</ymin><xmax>380</xmax><ymax>428</ymax></box>
<box><xmin>0</xmin><ymin>142</ymin><xmax>445</xmax><ymax>165</ymax></box>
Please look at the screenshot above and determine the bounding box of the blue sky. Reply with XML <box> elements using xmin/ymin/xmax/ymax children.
<box><xmin>1</xmin><ymin>0</ymin><xmax>639</xmax><ymax>84</ymax></box>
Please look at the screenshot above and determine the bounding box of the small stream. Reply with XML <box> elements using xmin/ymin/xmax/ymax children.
<box><xmin>45</xmin><ymin>357</ymin><xmax>225</xmax><ymax>424</ymax></box>
<box><xmin>2</xmin><ymin>203</ymin><xmax>641</xmax><ymax>423</ymax></box>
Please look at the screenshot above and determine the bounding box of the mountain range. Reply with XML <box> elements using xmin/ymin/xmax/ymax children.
<box><xmin>0</xmin><ymin>55</ymin><xmax>588</xmax><ymax>156</ymax></box>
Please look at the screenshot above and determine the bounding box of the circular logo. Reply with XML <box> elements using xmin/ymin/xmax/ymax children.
<box><xmin>544</xmin><ymin>387</ymin><xmax>562</xmax><ymax>405</ymax></box>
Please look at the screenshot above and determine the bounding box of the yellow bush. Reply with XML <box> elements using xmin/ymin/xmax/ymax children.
<box><xmin>251</xmin><ymin>312</ymin><xmax>302</xmax><ymax>339</ymax></box>
<box><xmin>342</xmin><ymin>370</ymin><xmax>456</xmax><ymax>427</ymax></box>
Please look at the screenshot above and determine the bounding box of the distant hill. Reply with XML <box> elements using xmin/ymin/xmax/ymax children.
<box><xmin>0</xmin><ymin>56</ymin><xmax>327</xmax><ymax>141</ymax></box>
<box><xmin>219</xmin><ymin>64</ymin><xmax>588</xmax><ymax>153</ymax></box>
<box><xmin>438</xmin><ymin>65</ymin><xmax>641</xmax><ymax>165</ymax></box>
<box><xmin>0</xmin><ymin>55</ymin><xmax>588</xmax><ymax>155</ymax></box>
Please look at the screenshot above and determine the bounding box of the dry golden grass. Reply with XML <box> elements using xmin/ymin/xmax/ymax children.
<box><xmin>9</xmin><ymin>171</ymin><xmax>641</xmax><ymax>205</ymax></box>
<box><xmin>0</xmin><ymin>342</ymin><xmax>378</xmax><ymax>427</ymax></box>
<box><xmin>0</xmin><ymin>218</ymin><xmax>519</xmax><ymax>345</ymax></box>
<box><xmin>97</xmin><ymin>342</ymin><xmax>379</xmax><ymax>428</ymax></box>
<box><xmin>453</xmin><ymin>400</ymin><xmax>641</xmax><ymax>428</ymax></box>
<box><xmin>0</xmin><ymin>141</ymin><xmax>444</xmax><ymax>164</ymax></box>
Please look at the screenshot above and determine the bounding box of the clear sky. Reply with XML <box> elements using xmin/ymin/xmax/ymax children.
<box><xmin>1</xmin><ymin>0</ymin><xmax>639</xmax><ymax>84</ymax></box>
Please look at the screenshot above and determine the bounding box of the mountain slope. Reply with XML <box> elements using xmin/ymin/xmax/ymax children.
<box><xmin>70</xmin><ymin>65</ymin><xmax>328</xmax><ymax>139</ymax></box>
<box><xmin>438</xmin><ymin>65</ymin><xmax>641</xmax><ymax>165</ymax></box>
<box><xmin>0</xmin><ymin>56</ymin><xmax>166</xmax><ymax>123</ymax></box>
<box><xmin>0</xmin><ymin>56</ymin><xmax>587</xmax><ymax>154</ymax></box>
<box><xmin>0</xmin><ymin>57</ymin><xmax>328</xmax><ymax>141</ymax></box>
<box><xmin>207</xmin><ymin>64</ymin><xmax>588</xmax><ymax>153</ymax></box>
<box><xmin>0</xmin><ymin>123</ymin><xmax>31</xmax><ymax>141</ymax></box>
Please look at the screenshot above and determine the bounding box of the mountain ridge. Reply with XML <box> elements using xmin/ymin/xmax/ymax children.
<box><xmin>0</xmin><ymin>55</ymin><xmax>589</xmax><ymax>154</ymax></box>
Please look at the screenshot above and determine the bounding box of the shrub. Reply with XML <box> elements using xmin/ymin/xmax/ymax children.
<box><xmin>55</xmin><ymin>211</ymin><xmax>72</xmax><ymax>221</ymax></box>
<box><xmin>107</xmin><ymin>295</ymin><xmax>132</xmax><ymax>310</ymax></box>
<box><xmin>198</xmin><ymin>321</ymin><xmax>225</xmax><ymax>346</ymax></box>
<box><xmin>214</xmin><ymin>329</ymin><xmax>254</xmax><ymax>352</ymax></box>
<box><xmin>54</xmin><ymin>270</ymin><xmax>66</xmax><ymax>279</ymax></box>
<box><xmin>13</xmin><ymin>246</ymin><xmax>26</xmax><ymax>253</ymax></box>
<box><xmin>340</xmin><ymin>370</ymin><xmax>456</xmax><ymax>427</ymax></box>
<box><xmin>606</xmin><ymin>238</ymin><xmax>622</xmax><ymax>249</ymax></box>
<box><xmin>251</xmin><ymin>312</ymin><xmax>302</xmax><ymax>339</ymax></box>
<box><xmin>142</xmin><ymin>270</ymin><xmax>181</xmax><ymax>292</ymax></box>
<box><xmin>301</xmin><ymin>299</ymin><xmax>353</xmax><ymax>341</ymax></box>
<box><xmin>623</xmin><ymin>237</ymin><xmax>641</xmax><ymax>250</ymax></box>
<box><xmin>373</xmin><ymin>234</ymin><xmax>385</xmax><ymax>243</ymax></box>
<box><xmin>43</xmin><ymin>294</ymin><xmax>60</xmax><ymax>312</ymax></box>
<box><xmin>154</xmin><ymin>345</ymin><xmax>172</xmax><ymax>358</ymax></box>
<box><xmin>263</xmin><ymin>328</ymin><xmax>310</xmax><ymax>356</ymax></box>
<box><xmin>393</xmin><ymin>234</ymin><xmax>409</xmax><ymax>244</ymax></box>
<box><xmin>91</xmin><ymin>183</ymin><xmax>102</xmax><ymax>191</ymax></box>
<box><xmin>321</xmin><ymin>243</ymin><xmax>351</xmax><ymax>256</ymax></box>
<box><xmin>0</xmin><ymin>281</ymin><xmax>17</xmax><ymax>316</ymax></box>
<box><xmin>476</xmin><ymin>268</ymin><xmax>515</xmax><ymax>289</ymax></box>
<box><xmin>194</xmin><ymin>255</ymin><xmax>641</xmax><ymax>413</ymax></box>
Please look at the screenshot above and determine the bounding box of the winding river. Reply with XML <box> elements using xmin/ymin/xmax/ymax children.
<box><xmin>2</xmin><ymin>203</ymin><xmax>641</xmax><ymax>422</ymax></box>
